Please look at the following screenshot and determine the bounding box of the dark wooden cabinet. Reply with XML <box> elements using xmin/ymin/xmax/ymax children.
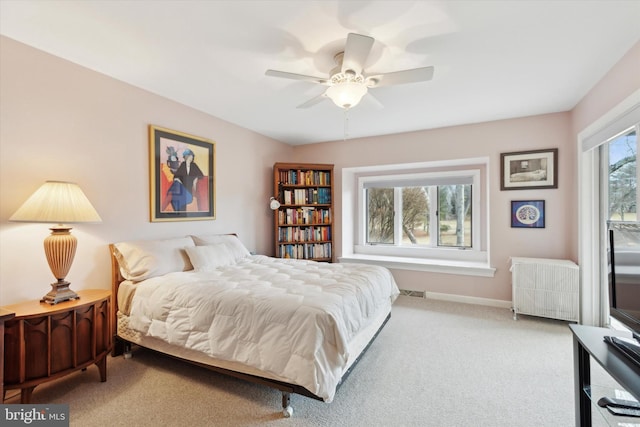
<box><xmin>1</xmin><ymin>289</ymin><xmax>111</xmax><ymax>403</ymax></box>
<box><xmin>0</xmin><ymin>308</ymin><xmax>15</xmax><ymax>401</ymax></box>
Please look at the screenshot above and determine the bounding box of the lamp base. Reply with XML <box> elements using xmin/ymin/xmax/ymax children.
<box><xmin>41</xmin><ymin>281</ymin><xmax>80</xmax><ymax>305</ymax></box>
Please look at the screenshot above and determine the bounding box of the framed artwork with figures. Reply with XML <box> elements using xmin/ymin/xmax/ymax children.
<box><xmin>511</xmin><ymin>200</ymin><xmax>545</xmax><ymax>228</ymax></box>
<box><xmin>149</xmin><ymin>125</ymin><xmax>216</xmax><ymax>222</ymax></box>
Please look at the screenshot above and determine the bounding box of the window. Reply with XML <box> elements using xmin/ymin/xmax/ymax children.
<box><xmin>578</xmin><ymin>91</ymin><xmax>640</xmax><ymax>326</ymax></box>
<box><xmin>596</xmin><ymin>123</ymin><xmax>639</xmax><ymax>326</ymax></box>
<box><xmin>341</xmin><ymin>158</ymin><xmax>493</xmax><ymax>276</ymax></box>
<box><xmin>363</xmin><ymin>179</ymin><xmax>474</xmax><ymax>249</ymax></box>
<box><xmin>605</xmin><ymin>126</ymin><xmax>638</xmax><ymax>222</ymax></box>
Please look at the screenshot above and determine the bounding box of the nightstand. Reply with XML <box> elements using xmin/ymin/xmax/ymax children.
<box><xmin>0</xmin><ymin>308</ymin><xmax>15</xmax><ymax>401</ymax></box>
<box><xmin>1</xmin><ymin>289</ymin><xmax>111</xmax><ymax>403</ymax></box>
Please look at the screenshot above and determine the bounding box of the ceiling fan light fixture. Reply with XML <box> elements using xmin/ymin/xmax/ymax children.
<box><xmin>326</xmin><ymin>82</ymin><xmax>367</xmax><ymax>109</ymax></box>
<box><xmin>266</xmin><ymin>33</ymin><xmax>434</xmax><ymax>111</ymax></box>
<box><xmin>326</xmin><ymin>71</ymin><xmax>368</xmax><ymax>109</ymax></box>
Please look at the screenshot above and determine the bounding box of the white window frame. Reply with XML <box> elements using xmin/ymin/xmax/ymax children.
<box><xmin>356</xmin><ymin>170</ymin><xmax>481</xmax><ymax>257</ymax></box>
<box><xmin>578</xmin><ymin>89</ymin><xmax>640</xmax><ymax>326</ymax></box>
<box><xmin>340</xmin><ymin>158</ymin><xmax>494</xmax><ymax>277</ymax></box>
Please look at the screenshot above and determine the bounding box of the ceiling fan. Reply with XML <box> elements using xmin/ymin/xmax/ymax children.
<box><xmin>265</xmin><ymin>33</ymin><xmax>434</xmax><ymax>110</ymax></box>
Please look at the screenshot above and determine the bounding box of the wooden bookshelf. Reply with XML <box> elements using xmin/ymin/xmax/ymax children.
<box><xmin>273</xmin><ymin>162</ymin><xmax>334</xmax><ymax>262</ymax></box>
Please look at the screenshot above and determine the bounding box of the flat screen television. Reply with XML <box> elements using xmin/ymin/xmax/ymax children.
<box><xmin>608</xmin><ymin>221</ymin><xmax>640</xmax><ymax>341</ymax></box>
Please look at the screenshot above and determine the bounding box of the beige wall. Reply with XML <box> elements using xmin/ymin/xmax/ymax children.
<box><xmin>571</xmin><ymin>41</ymin><xmax>640</xmax><ymax>136</ymax></box>
<box><xmin>0</xmin><ymin>37</ymin><xmax>293</xmax><ymax>305</ymax></box>
<box><xmin>291</xmin><ymin>41</ymin><xmax>640</xmax><ymax>303</ymax></box>
<box><xmin>293</xmin><ymin>113</ymin><xmax>573</xmax><ymax>302</ymax></box>
<box><xmin>1</xmin><ymin>36</ymin><xmax>638</xmax><ymax>306</ymax></box>
<box><xmin>568</xmin><ymin>41</ymin><xmax>640</xmax><ymax>262</ymax></box>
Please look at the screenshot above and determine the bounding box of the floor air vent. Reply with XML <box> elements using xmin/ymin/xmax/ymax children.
<box><xmin>399</xmin><ymin>290</ymin><xmax>425</xmax><ymax>298</ymax></box>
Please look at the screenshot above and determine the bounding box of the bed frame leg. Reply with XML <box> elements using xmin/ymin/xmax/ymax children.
<box><xmin>281</xmin><ymin>392</ymin><xmax>293</xmax><ymax>418</ymax></box>
<box><xmin>123</xmin><ymin>342</ymin><xmax>132</xmax><ymax>359</ymax></box>
<box><xmin>112</xmin><ymin>336</ymin><xmax>124</xmax><ymax>357</ymax></box>
<box><xmin>112</xmin><ymin>336</ymin><xmax>134</xmax><ymax>357</ymax></box>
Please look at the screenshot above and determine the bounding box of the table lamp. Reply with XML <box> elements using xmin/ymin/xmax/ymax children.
<box><xmin>10</xmin><ymin>181</ymin><xmax>102</xmax><ymax>304</ymax></box>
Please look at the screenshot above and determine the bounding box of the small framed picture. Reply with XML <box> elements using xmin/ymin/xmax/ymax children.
<box><xmin>511</xmin><ymin>200</ymin><xmax>545</xmax><ymax>228</ymax></box>
<box><xmin>500</xmin><ymin>148</ymin><xmax>558</xmax><ymax>190</ymax></box>
<box><xmin>149</xmin><ymin>125</ymin><xmax>216</xmax><ymax>222</ymax></box>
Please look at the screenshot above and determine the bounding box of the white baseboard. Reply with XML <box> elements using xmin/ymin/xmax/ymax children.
<box><xmin>421</xmin><ymin>291</ymin><xmax>512</xmax><ymax>309</ymax></box>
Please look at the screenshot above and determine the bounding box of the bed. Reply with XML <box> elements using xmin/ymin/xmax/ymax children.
<box><xmin>109</xmin><ymin>234</ymin><xmax>399</xmax><ymax>417</ymax></box>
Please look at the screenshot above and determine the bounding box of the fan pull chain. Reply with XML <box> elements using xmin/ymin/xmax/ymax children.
<box><xmin>343</xmin><ymin>108</ymin><xmax>350</xmax><ymax>141</ymax></box>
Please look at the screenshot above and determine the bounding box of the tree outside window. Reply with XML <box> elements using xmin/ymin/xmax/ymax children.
<box><xmin>608</xmin><ymin>129</ymin><xmax>637</xmax><ymax>222</ymax></box>
<box><xmin>366</xmin><ymin>184</ymin><xmax>471</xmax><ymax>248</ymax></box>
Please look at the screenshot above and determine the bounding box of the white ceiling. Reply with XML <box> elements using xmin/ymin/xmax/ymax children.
<box><xmin>1</xmin><ymin>0</ymin><xmax>639</xmax><ymax>145</ymax></box>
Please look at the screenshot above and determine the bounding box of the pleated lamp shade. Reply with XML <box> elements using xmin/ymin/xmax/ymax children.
<box><xmin>10</xmin><ymin>181</ymin><xmax>102</xmax><ymax>223</ymax></box>
<box><xmin>10</xmin><ymin>181</ymin><xmax>102</xmax><ymax>304</ymax></box>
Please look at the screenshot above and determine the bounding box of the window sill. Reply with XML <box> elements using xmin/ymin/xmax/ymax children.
<box><xmin>338</xmin><ymin>254</ymin><xmax>496</xmax><ymax>277</ymax></box>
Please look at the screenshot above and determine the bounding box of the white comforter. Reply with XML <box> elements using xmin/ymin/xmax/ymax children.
<box><xmin>128</xmin><ymin>256</ymin><xmax>399</xmax><ymax>401</ymax></box>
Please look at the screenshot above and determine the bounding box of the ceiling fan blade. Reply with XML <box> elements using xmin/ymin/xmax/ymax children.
<box><xmin>341</xmin><ymin>33</ymin><xmax>374</xmax><ymax>74</ymax></box>
<box><xmin>367</xmin><ymin>66</ymin><xmax>434</xmax><ymax>88</ymax></box>
<box><xmin>296</xmin><ymin>92</ymin><xmax>328</xmax><ymax>109</ymax></box>
<box><xmin>265</xmin><ymin>69</ymin><xmax>328</xmax><ymax>85</ymax></box>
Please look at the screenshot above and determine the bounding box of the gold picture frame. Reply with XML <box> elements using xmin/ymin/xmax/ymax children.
<box><xmin>149</xmin><ymin>125</ymin><xmax>215</xmax><ymax>221</ymax></box>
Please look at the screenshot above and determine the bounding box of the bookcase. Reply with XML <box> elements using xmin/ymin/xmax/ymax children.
<box><xmin>273</xmin><ymin>162</ymin><xmax>334</xmax><ymax>262</ymax></box>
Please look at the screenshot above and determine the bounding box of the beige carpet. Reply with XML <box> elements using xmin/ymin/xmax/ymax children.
<box><xmin>3</xmin><ymin>295</ymin><xmax>620</xmax><ymax>426</ymax></box>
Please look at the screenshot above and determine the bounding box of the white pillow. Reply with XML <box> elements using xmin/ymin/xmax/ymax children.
<box><xmin>184</xmin><ymin>244</ymin><xmax>235</xmax><ymax>271</ymax></box>
<box><xmin>190</xmin><ymin>234</ymin><xmax>251</xmax><ymax>262</ymax></box>
<box><xmin>113</xmin><ymin>237</ymin><xmax>195</xmax><ymax>281</ymax></box>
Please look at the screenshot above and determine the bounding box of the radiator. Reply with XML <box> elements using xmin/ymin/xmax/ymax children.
<box><xmin>510</xmin><ymin>257</ymin><xmax>580</xmax><ymax>322</ymax></box>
